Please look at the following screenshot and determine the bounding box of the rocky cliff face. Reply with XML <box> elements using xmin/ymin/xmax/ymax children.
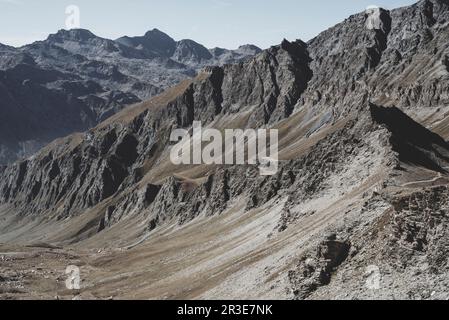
<box><xmin>300</xmin><ymin>0</ymin><xmax>449</xmax><ymax>122</ymax></box>
<box><xmin>0</xmin><ymin>38</ymin><xmax>310</xmax><ymax>222</ymax></box>
<box><xmin>1</xmin><ymin>0</ymin><xmax>449</xmax><ymax>300</ymax></box>
<box><xmin>0</xmin><ymin>29</ymin><xmax>260</xmax><ymax>165</ymax></box>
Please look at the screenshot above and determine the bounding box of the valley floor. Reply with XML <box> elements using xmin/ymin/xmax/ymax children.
<box><xmin>3</xmin><ymin>168</ymin><xmax>448</xmax><ymax>300</ymax></box>
<box><xmin>0</xmin><ymin>192</ymin><xmax>362</xmax><ymax>300</ymax></box>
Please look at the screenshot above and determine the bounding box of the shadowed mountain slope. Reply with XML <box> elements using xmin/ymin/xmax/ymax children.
<box><xmin>0</xmin><ymin>29</ymin><xmax>260</xmax><ymax>165</ymax></box>
<box><xmin>1</xmin><ymin>0</ymin><xmax>449</xmax><ymax>300</ymax></box>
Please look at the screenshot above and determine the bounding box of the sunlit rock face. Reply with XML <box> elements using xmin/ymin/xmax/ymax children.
<box><xmin>365</xmin><ymin>6</ymin><xmax>387</xmax><ymax>31</ymax></box>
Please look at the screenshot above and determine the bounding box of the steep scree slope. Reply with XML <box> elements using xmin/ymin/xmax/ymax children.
<box><xmin>1</xmin><ymin>0</ymin><xmax>449</xmax><ymax>300</ymax></box>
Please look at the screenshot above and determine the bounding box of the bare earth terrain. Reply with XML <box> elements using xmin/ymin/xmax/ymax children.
<box><xmin>2</xmin><ymin>0</ymin><xmax>449</xmax><ymax>300</ymax></box>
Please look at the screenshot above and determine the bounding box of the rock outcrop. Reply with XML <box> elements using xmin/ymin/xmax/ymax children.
<box><xmin>0</xmin><ymin>37</ymin><xmax>309</xmax><ymax>222</ymax></box>
<box><xmin>2</xmin><ymin>0</ymin><xmax>449</xmax><ymax>300</ymax></box>
<box><xmin>0</xmin><ymin>29</ymin><xmax>260</xmax><ymax>164</ymax></box>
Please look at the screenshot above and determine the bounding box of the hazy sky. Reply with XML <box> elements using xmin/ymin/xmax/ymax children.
<box><xmin>0</xmin><ymin>0</ymin><xmax>418</xmax><ymax>49</ymax></box>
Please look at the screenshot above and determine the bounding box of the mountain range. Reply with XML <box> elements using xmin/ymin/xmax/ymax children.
<box><xmin>0</xmin><ymin>29</ymin><xmax>261</xmax><ymax>164</ymax></box>
<box><xmin>1</xmin><ymin>0</ymin><xmax>449</xmax><ymax>300</ymax></box>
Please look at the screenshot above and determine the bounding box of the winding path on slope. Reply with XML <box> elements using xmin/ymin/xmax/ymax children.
<box><xmin>400</xmin><ymin>167</ymin><xmax>449</xmax><ymax>188</ymax></box>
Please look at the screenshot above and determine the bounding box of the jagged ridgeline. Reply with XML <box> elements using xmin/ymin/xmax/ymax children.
<box><xmin>0</xmin><ymin>29</ymin><xmax>261</xmax><ymax>165</ymax></box>
<box><xmin>1</xmin><ymin>0</ymin><xmax>449</xmax><ymax>300</ymax></box>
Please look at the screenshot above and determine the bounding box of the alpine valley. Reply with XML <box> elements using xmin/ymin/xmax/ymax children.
<box><xmin>1</xmin><ymin>0</ymin><xmax>449</xmax><ymax>300</ymax></box>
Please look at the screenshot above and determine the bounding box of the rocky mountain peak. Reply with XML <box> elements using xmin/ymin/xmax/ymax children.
<box><xmin>365</xmin><ymin>7</ymin><xmax>391</xmax><ymax>32</ymax></box>
<box><xmin>117</xmin><ymin>28</ymin><xmax>177</xmax><ymax>57</ymax></box>
<box><xmin>280</xmin><ymin>39</ymin><xmax>308</xmax><ymax>55</ymax></box>
<box><xmin>144</xmin><ymin>28</ymin><xmax>173</xmax><ymax>39</ymax></box>
<box><xmin>235</xmin><ymin>44</ymin><xmax>262</xmax><ymax>55</ymax></box>
<box><xmin>0</xmin><ymin>27</ymin><xmax>261</xmax><ymax>165</ymax></box>
<box><xmin>143</xmin><ymin>28</ymin><xmax>176</xmax><ymax>50</ymax></box>
<box><xmin>173</xmin><ymin>39</ymin><xmax>213</xmax><ymax>63</ymax></box>
<box><xmin>48</xmin><ymin>28</ymin><xmax>97</xmax><ymax>43</ymax></box>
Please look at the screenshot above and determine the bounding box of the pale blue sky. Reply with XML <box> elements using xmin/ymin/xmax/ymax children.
<box><xmin>0</xmin><ymin>0</ymin><xmax>418</xmax><ymax>49</ymax></box>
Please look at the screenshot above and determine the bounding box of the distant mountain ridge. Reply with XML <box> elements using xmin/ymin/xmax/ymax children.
<box><xmin>116</xmin><ymin>28</ymin><xmax>262</xmax><ymax>66</ymax></box>
<box><xmin>0</xmin><ymin>28</ymin><xmax>261</xmax><ymax>165</ymax></box>
<box><xmin>2</xmin><ymin>0</ymin><xmax>449</xmax><ymax>300</ymax></box>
